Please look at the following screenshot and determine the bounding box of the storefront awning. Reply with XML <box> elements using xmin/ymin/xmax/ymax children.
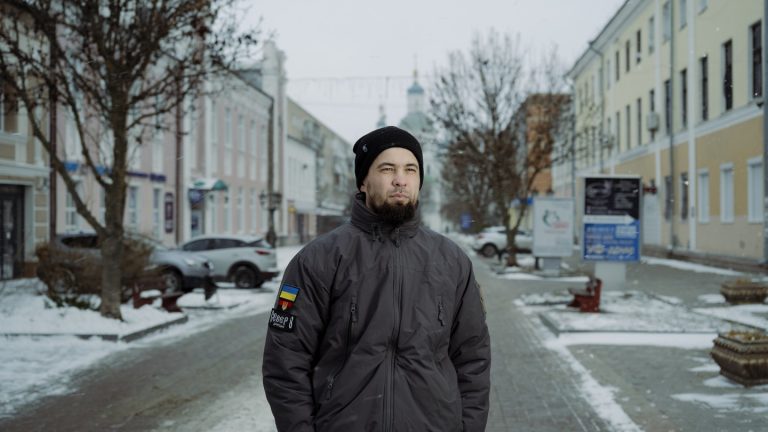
<box><xmin>190</xmin><ymin>178</ymin><xmax>228</xmax><ymax>191</ymax></box>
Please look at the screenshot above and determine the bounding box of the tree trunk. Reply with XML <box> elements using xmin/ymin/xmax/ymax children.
<box><xmin>99</xmin><ymin>234</ymin><xmax>124</xmax><ymax>320</ymax></box>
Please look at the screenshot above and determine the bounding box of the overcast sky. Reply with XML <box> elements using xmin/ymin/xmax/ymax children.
<box><xmin>245</xmin><ymin>0</ymin><xmax>626</xmax><ymax>143</ymax></box>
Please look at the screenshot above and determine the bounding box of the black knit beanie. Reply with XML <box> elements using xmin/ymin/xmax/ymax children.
<box><xmin>353</xmin><ymin>126</ymin><xmax>424</xmax><ymax>190</ymax></box>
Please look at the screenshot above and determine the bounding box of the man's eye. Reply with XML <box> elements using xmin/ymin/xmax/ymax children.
<box><xmin>407</xmin><ymin>167</ymin><xmax>418</xmax><ymax>173</ymax></box>
<box><xmin>381</xmin><ymin>167</ymin><xmax>394</xmax><ymax>172</ymax></box>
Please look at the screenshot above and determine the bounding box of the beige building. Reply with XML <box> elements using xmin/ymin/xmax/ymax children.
<box><xmin>560</xmin><ymin>0</ymin><xmax>765</xmax><ymax>262</ymax></box>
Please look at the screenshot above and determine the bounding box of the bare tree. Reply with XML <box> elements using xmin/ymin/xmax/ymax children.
<box><xmin>0</xmin><ymin>0</ymin><xmax>259</xmax><ymax>319</ymax></box>
<box><xmin>430</xmin><ymin>30</ymin><xmax>569</xmax><ymax>266</ymax></box>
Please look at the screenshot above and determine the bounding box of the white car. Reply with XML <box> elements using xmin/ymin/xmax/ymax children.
<box><xmin>180</xmin><ymin>235</ymin><xmax>280</xmax><ymax>288</ymax></box>
<box><xmin>472</xmin><ymin>226</ymin><xmax>533</xmax><ymax>258</ymax></box>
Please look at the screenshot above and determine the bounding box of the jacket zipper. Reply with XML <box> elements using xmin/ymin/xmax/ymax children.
<box><xmin>326</xmin><ymin>295</ymin><xmax>358</xmax><ymax>400</ymax></box>
<box><xmin>384</xmin><ymin>229</ymin><xmax>402</xmax><ymax>432</ymax></box>
<box><xmin>438</xmin><ymin>296</ymin><xmax>445</xmax><ymax>327</ymax></box>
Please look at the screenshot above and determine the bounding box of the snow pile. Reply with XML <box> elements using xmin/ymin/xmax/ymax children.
<box><xmin>534</xmin><ymin>291</ymin><xmax>737</xmax><ymax>333</ymax></box>
<box><xmin>641</xmin><ymin>257</ymin><xmax>744</xmax><ymax>276</ymax></box>
<box><xmin>693</xmin><ymin>303</ymin><xmax>768</xmax><ymax>331</ymax></box>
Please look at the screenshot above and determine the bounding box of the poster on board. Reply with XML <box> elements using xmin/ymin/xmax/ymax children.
<box><xmin>533</xmin><ymin>197</ymin><xmax>574</xmax><ymax>257</ymax></box>
<box><xmin>582</xmin><ymin>176</ymin><xmax>641</xmax><ymax>262</ymax></box>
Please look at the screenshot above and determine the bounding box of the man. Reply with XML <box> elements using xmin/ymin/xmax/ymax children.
<box><xmin>262</xmin><ymin>126</ymin><xmax>491</xmax><ymax>431</ymax></box>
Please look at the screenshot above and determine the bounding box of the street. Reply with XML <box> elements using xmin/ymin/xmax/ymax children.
<box><xmin>2</xmin><ymin>244</ymin><xmax>767</xmax><ymax>431</ymax></box>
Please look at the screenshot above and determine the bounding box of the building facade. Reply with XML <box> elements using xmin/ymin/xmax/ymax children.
<box><xmin>561</xmin><ymin>0</ymin><xmax>765</xmax><ymax>261</ymax></box>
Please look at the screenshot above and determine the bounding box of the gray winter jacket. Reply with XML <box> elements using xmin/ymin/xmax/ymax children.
<box><xmin>262</xmin><ymin>196</ymin><xmax>491</xmax><ymax>431</ymax></box>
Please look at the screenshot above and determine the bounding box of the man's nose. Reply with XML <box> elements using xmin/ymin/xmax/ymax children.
<box><xmin>393</xmin><ymin>170</ymin><xmax>408</xmax><ymax>186</ymax></box>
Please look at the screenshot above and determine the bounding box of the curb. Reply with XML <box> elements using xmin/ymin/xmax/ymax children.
<box><xmin>0</xmin><ymin>314</ymin><xmax>189</xmax><ymax>343</ymax></box>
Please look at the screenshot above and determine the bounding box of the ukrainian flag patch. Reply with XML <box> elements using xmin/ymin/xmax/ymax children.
<box><xmin>278</xmin><ymin>284</ymin><xmax>300</xmax><ymax>310</ymax></box>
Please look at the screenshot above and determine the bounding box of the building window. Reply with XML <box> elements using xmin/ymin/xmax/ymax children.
<box><xmin>65</xmin><ymin>181</ymin><xmax>83</xmax><ymax>231</ymax></box>
<box><xmin>649</xmin><ymin>16</ymin><xmax>656</xmax><ymax>54</ymax></box>
<box><xmin>636</xmin><ymin>30</ymin><xmax>642</xmax><ymax>64</ymax></box>
<box><xmin>251</xmin><ymin>188</ymin><xmax>258</xmax><ymax>233</ymax></box>
<box><xmin>208</xmin><ymin>194</ymin><xmax>217</xmax><ymax>233</ymax></box>
<box><xmin>664</xmin><ymin>79</ymin><xmax>672</xmax><ymax>134</ymax></box>
<box><xmin>615</xmin><ymin>50</ymin><xmax>620</xmax><ymax>82</ymax></box>
<box><xmin>127</xmin><ymin>186</ymin><xmax>139</xmax><ymax>229</ymax></box>
<box><xmin>616</xmin><ymin>111</ymin><xmax>621</xmax><ymax>152</ymax></box>
<box><xmin>679</xmin><ymin>0</ymin><xmax>687</xmax><ymax>28</ymax></box>
<box><xmin>152</xmin><ymin>136</ymin><xmax>163</xmax><ymax>173</ymax></box>
<box><xmin>680</xmin><ymin>172</ymin><xmax>689</xmax><ymax>220</ymax></box>
<box><xmin>698</xmin><ymin>170</ymin><xmax>709</xmax><ymax>223</ymax></box>
<box><xmin>636</xmin><ymin>98</ymin><xmax>642</xmax><ymax>145</ymax></box>
<box><xmin>224</xmin><ymin>108</ymin><xmax>232</xmax><ymax>176</ymax></box>
<box><xmin>237</xmin><ymin>187</ymin><xmax>244</xmax><ymax>233</ymax></box>
<box><xmin>720</xmin><ymin>165</ymin><xmax>734</xmax><ymax>223</ymax></box>
<box><xmin>649</xmin><ymin>89</ymin><xmax>656</xmax><ymax>141</ymax></box>
<box><xmin>748</xmin><ymin>158</ymin><xmax>764</xmax><ymax>223</ymax></box>
<box><xmin>153</xmin><ymin>188</ymin><xmax>161</xmax><ymax>239</ymax></box>
<box><xmin>223</xmin><ymin>192</ymin><xmax>231</xmax><ymax>233</ymax></box>
<box><xmin>663</xmin><ymin>1</ymin><xmax>672</xmax><ymax>41</ymax></box>
<box><xmin>260</xmin><ymin>126</ymin><xmax>268</xmax><ymax>183</ymax></box>
<box><xmin>664</xmin><ymin>175</ymin><xmax>673</xmax><ymax>220</ymax></box>
<box><xmin>751</xmin><ymin>21</ymin><xmax>763</xmax><ymax>99</ymax></box>
<box><xmin>237</xmin><ymin>115</ymin><xmax>245</xmax><ymax>177</ymax></box>
<box><xmin>211</xmin><ymin>100</ymin><xmax>218</xmax><ymax>174</ymax></box>
<box><xmin>723</xmin><ymin>40</ymin><xmax>733</xmax><ymax>111</ymax></box>
<box><xmin>625</xmin><ymin>40</ymin><xmax>631</xmax><ymax>72</ymax></box>
<box><xmin>0</xmin><ymin>81</ymin><xmax>19</xmax><ymax>133</ymax></box>
<box><xmin>700</xmin><ymin>56</ymin><xmax>709</xmax><ymax>121</ymax></box>
<box><xmin>250</xmin><ymin>121</ymin><xmax>257</xmax><ymax>181</ymax></box>
<box><xmin>99</xmin><ymin>188</ymin><xmax>106</xmax><ymax>224</ymax></box>
<box><xmin>625</xmin><ymin>104</ymin><xmax>631</xmax><ymax>150</ymax></box>
<box><xmin>681</xmin><ymin>68</ymin><xmax>687</xmax><ymax>128</ymax></box>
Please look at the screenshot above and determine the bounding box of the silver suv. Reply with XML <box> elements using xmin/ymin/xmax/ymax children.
<box><xmin>180</xmin><ymin>235</ymin><xmax>279</xmax><ymax>288</ymax></box>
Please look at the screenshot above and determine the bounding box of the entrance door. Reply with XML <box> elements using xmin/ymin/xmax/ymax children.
<box><xmin>0</xmin><ymin>185</ymin><xmax>24</xmax><ymax>280</ymax></box>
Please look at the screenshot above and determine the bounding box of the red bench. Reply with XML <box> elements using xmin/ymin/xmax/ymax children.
<box><xmin>568</xmin><ymin>277</ymin><xmax>602</xmax><ymax>313</ymax></box>
<box><xmin>131</xmin><ymin>276</ymin><xmax>184</xmax><ymax>313</ymax></box>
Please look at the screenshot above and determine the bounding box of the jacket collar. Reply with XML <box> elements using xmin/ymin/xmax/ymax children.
<box><xmin>350</xmin><ymin>192</ymin><xmax>420</xmax><ymax>242</ymax></box>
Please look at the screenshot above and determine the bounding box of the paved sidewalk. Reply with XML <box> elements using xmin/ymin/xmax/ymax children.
<box><xmin>475</xmin><ymin>248</ymin><xmax>768</xmax><ymax>432</ymax></box>
<box><xmin>475</xmin><ymin>254</ymin><xmax>612</xmax><ymax>431</ymax></box>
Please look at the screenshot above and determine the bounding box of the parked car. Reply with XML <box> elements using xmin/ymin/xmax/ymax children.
<box><xmin>39</xmin><ymin>233</ymin><xmax>215</xmax><ymax>295</ymax></box>
<box><xmin>472</xmin><ymin>226</ymin><xmax>533</xmax><ymax>258</ymax></box>
<box><xmin>180</xmin><ymin>235</ymin><xmax>280</xmax><ymax>288</ymax></box>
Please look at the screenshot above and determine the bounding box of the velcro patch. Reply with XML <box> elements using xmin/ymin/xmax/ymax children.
<box><xmin>278</xmin><ymin>284</ymin><xmax>300</xmax><ymax>310</ymax></box>
<box><xmin>268</xmin><ymin>308</ymin><xmax>297</xmax><ymax>332</ymax></box>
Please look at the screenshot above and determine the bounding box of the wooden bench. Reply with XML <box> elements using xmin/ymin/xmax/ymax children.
<box><xmin>567</xmin><ymin>277</ymin><xmax>602</xmax><ymax>313</ymax></box>
<box><xmin>131</xmin><ymin>276</ymin><xmax>184</xmax><ymax>313</ymax></box>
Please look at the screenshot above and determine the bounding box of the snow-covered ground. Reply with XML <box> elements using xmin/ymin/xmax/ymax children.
<box><xmin>0</xmin><ymin>245</ymin><xmax>302</xmax><ymax>419</ymax></box>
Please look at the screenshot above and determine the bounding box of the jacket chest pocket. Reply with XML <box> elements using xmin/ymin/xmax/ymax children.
<box><xmin>323</xmin><ymin>295</ymin><xmax>358</xmax><ymax>401</ymax></box>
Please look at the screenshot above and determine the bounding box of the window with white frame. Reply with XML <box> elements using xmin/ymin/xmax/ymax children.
<box><xmin>237</xmin><ymin>115</ymin><xmax>245</xmax><ymax>177</ymax></box>
<box><xmin>127</xmin><ymin>185</ymin><xmax>139</xmax><ymax>229</ymax></box>
<box><xmin>65</xmin><ymin>180</ymin><xmax>83</xmax><ymax>231</ymax></box>
<box><xmin>208</xmin><ymin>194</ymin><xmax>217</xmax><ymax>233</ymax></box>
<box><xmin>251</xmin><ymin>188</ymin><xmax>257</xmax><ymax>233</ymax></box>
<box><xmin>679</xmin><ymin>0</ymin><xmax>687</xmax><ymax>28</ymax></box>
<box><xmin>129</xmin><ymin>140</ymin><xmax>142</xmax><ymax>171</ymax></box>
<box><xmin>663</xmin><ymin>2</ymin><xmax>672</xmax><ymax>41</ymax></box>
<box><xmin>260</xmin><ymin>125</ymin><xmax>268</xmax><ymax>182</ymax></box>
<box><xmin>237</xmin><ymin>187</ymin><xmax>244</xmax><ymax>233</ymax></box>
<box><xmin>99</xmin><ymin>188</ymin><xmax>106</xmax><ymax>224</ymax></box>
<box><xmin>251</xmin><ymin>121</ymin><xmax>257</xmax><ymax>181</ymax></box>
<box><xmin>748</xmin><ymin>158</ymin><xmax>764</xmax><ymax>223</ymax></box>
<box><xmin>223</xmin><ymin>192</ymin><xmax>231</xmax><ymax>233</ymax></box>
<box><xmin>225</xmin><ymin>108</ymin><xmax>232</xmax><ymax>176</ymax></box>
<box><xmin>153</xmin><ymin>188</ymin><xmax>162</xmax><ymax>238</ymax></box>
<box><xmin>720</xmin><ymin>164</ymin><xmax>734</xmax><ymax>223</ymax></box>
<box><xmin>648</xmin><ymin>15</ymin><xmax>656</xmax><ymax>54</ymax></box>
<box><xmin>211</xmin><ymin>100</ymin><xmax>218</xmax><ymax>173</ymax></box>
<box><xmin>0</xmin><ymin>80</ymin><xmax>19</xmax><ymax>133</ymax></box>
<box><xmin>698</xmin><ymin>170</ymin><xmax>709</xmax><ymax>222</ymax></box>
<box><xmin>152</xmin><ymin>136</ymin><xmax>163</xmax><ymax>172</ymax></box>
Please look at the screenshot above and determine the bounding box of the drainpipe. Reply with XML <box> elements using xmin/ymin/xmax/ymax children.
<box><xmin>763</xmin><ymin>0</ymin><xmax>768</xmax><ymax>263</ymax></box>
<box><xmin>587</xmin><ymin>42</ymin><xmax>605</xmax><ymax>173</ymax></box>
<box><xmin>668</xmin><ymin>2</ymin><xmax>676</xmax><ymax>251</ymax></box>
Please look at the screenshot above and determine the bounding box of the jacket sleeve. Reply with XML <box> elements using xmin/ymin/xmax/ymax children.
<box><xmin>262</xmin><ymin>253</ymin><xmax>330</xmax><ymax>432</ymax></box>
<box><xmin>449</xmin><ymin>262</ymin><xmax>491</xmax><ymax>432</ymax></box>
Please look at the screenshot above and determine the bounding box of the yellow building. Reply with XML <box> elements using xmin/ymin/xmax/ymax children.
<box><xmin>562</xmin><ymin>0</ymin><xmax>765</xmax><ymax>262</ymax></box>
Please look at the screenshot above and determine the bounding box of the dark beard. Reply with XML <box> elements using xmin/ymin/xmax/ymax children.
<box><xmin>370</xmin><ymin>200</ymin><xmax>418</xmax><ymax>225</ymax></box>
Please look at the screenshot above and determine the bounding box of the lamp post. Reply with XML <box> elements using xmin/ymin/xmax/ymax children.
<box><xmin>260</xmin><ymin>190</ymin><xmax>282</xmax><ymax>247</ymax></box>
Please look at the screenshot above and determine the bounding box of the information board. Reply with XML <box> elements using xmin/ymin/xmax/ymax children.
<box><xmin>532</xmin><ymin>197</ymin><xmax>574</xmax><ymax>257</ymax></box>
<box><xmin>582</xmin><ymin>176</ymin><xmax>641</xmax><ymax>262</ymax></box>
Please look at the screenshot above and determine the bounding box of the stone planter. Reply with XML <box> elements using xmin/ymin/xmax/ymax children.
<box><xmin>720</xmin><ymin>280</ymin><xmax>768</xmax><ymax>304</ymax></box>
<box><xmin>710</xmin><ymin>331</ymin><xmax>768</xmax><ymax>387</ymax></box>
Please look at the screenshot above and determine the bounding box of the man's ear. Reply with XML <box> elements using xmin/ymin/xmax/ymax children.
<box><xmin>360</xmin><ymin>181</ymin><xmax>367</xmax><ymax>193</ymax></box>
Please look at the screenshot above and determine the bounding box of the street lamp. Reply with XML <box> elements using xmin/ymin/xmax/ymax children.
<box><xmin>259</xmin><ymin>190</ymin><xmax>282</xmax><ymax>247</ymax></box>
